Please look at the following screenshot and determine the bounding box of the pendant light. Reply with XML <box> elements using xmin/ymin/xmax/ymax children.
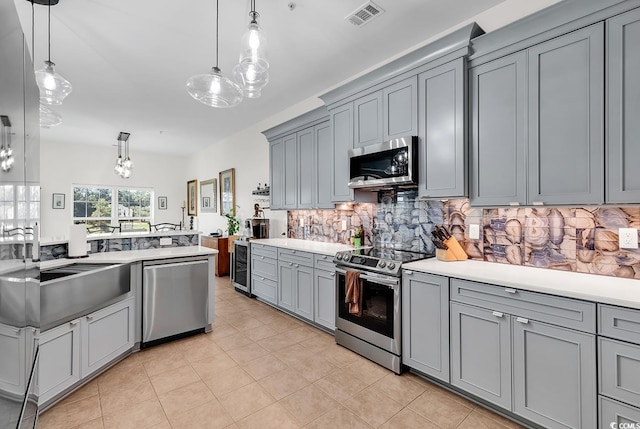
<box><xmin>39</xmin><ymin>104</ymin><xmax>62</xmax><ymax>128</ymax></box>
<box><xmin>234</xmin><ymin>0</ymin><xmax>269</xmax><ymax>98</ymax></box>
<box><xmin>114</xmin><ymin>132</ymin><xmax>132</xmax><ymax>179</ymax></box>
<box><xmin>0</xmin><ymin>116</ymin><xmax>15</xmax><ymax>172</ymax></box>
<box><xmin>187</xmin><ymin>0</ymin><xmax>243</xmax><ymax>108</ymax></box>
<box><xmin>34</xmin><ymin>0</ymin><xmax>72</xmax><ymax>106</ymax></box>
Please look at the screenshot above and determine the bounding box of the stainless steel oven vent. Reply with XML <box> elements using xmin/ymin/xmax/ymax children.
<box><xmin>345</xmin><ymin>1</ymin><xmax>384</xmax><ymax>27</ymax></box>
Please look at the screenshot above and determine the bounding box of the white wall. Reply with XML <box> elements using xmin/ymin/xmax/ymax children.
<box><xmin>40</xmin><ymin>140</ymin><xmax>188</xmax><ymax>239</ymax></box>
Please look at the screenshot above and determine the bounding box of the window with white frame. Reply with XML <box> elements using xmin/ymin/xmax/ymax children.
<box><xmin>72</xmin><ymin>185</ymin><xmax>152</xmax><ymax>233</ymax></box>
<box><xmin>0</xmin><ymin>184</ymin><xmax>40</xmax><ymax>233</ymax></box>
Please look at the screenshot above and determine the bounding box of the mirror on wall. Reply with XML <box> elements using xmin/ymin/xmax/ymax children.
<box><xmin>200</xmin><ymin>179</ymin><xmax>217</xmax><ymax>213</ymax></box>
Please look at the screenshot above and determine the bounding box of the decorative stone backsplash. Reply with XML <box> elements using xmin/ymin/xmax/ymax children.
<box><xmin>39</xmin><ymin>234</ymin><xmax>200</xmax><ymax>261</ymax></box>
<box><xmin>288</xmin><ymin>193</ymin><xmax>640</xmax><ymax>280</ymax></box>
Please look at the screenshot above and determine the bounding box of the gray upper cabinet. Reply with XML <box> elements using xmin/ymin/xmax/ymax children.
<box><xmin>297</xmin><ymin>128</ymin><xmax>314</xmax><ymax>209</ymax></box>
<box><xmin>512</xmin><ymin>319</ymin><xmax>596</xmax><ymax>429</ymax></box>
<box><xmin>418</xmin><ymin>58</ymin><xmax>467</xmax><ymax>199</ymax></box>
<box><xmin>330</xmin><ymin>103</ymin><xmax>354</xmax><ymax>202</ymax></box>
<box><xmin>607</xmin><ymin>8</ymin><xmax>640</xmax><ymax>203</ymax></box>
<box><xmin>402</xmin><ymin>271</ymin><xmax>449</xmax><ymax>382</ymax></box>
<box><xmin>269</xmin><ymin>139</ymin><xmax>284</xmax><ymax>210</ymax></box>
<box><xmin>527</xmin><ymin>23</ymin><xmax>604</xmax><ymax>206</ymax></box>
<box><xmin>283</xmin><ymin>134</ymin><xmax>298</xmax><ymax>209</ymax></box>
<box><xmin>470</xmin><ymin>52</ymin><xmax>527</xmax><ymax>206</ymax></box>
<box><xmin>263</xmin><ymin>107</ymin><xmax>330</xmax><ymax>209</ymax></box>
<box><xmin>315</xmin><ymin>122</ymin><xmax>333</xmax><ymax>209</ymax></box>
<box><xmin>383</xmin><ymin>76</ymin><xmax>418</xmax><ymax>140</ymax></box>
<box><xmin>354</xmin><ymin>91</ymin><xmax>383</xmax><ymax>148</ymax></box>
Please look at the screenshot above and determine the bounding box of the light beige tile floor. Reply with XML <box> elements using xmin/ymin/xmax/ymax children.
<box><xmin>38</xmin><ymin>276</ymin><xmax>526</xmax><ymax>429</ymax></box>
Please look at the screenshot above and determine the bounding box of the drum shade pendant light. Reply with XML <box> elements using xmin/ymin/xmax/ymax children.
<box><xmin>114</xmin><ymin>132</ymin><xmax>133</xmax><ymax>179</ymax></box>
<box><xmin>234</xmin><ymin>0</ymin><xmax>269</xmax><ymax>98</ymax></box>
<box><xmin>187</xmin><ymin>0</ymin><xmax>243</xmax><ymax>108</ymax></box>
<box><xmin>34</xmin><ymin>0</ymin><xmax>72</xmax><ymax>106</ymax></box>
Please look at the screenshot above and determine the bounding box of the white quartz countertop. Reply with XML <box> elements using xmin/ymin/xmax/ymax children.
<box><xmin>250</xmin><ymin>238</ymin><xmax>359</xmax><ymax>256</ymax></box>
<box><xmin>41</xmin><ymin>246</ymin><xmax>217</xmax><ymax>270</ymax></box>
<box><xmin>404</xmin><ymin>258</ymin><xmax>640</xmax><ymax>309</ymax></box>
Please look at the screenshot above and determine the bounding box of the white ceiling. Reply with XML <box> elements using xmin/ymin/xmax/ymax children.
<box><xmin>13</xmin><ymin>0</ymin><xmax>506</xmax><ymax>155</ymax></box>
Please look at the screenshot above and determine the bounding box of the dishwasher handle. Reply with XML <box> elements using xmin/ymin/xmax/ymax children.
<box><xmin>143</xmin><ymin>257</ymin><xmax>209</xmax><ymax>268</ymax></box>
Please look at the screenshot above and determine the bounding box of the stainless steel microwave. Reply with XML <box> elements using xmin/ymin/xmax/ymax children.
<box><xmin>348</xmin><ymin>136</ymin><xmax>418</xmax><ymax>190</ymax></box>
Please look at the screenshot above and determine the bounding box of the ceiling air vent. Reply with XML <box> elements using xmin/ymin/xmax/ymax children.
<box><xmin>345</xmin><ymin>1</ymin><xmax>384</xmax><ymax>27</ymax></box>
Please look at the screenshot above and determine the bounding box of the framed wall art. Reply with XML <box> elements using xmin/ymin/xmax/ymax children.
<box><xmin>52</xmin><ymin>193</ymin><xmax>65</xmax><ymax>209</ymax></box>
<box><xmin>187</xmin><ymin>179</ymin><xmax>198</xmax><ymax>216</ymax></box>
<box><xmin>219</xmin><ymin>168</ymin><xmax>236</xmax><ymax>216</ymax></box>
<box><xmin>200</xmin><ymin>178</ymin><xmax>217</xmax><ymax>213</ymax></box>
<box><xmin>158</xmin><ymin>196</ymin><xmax>167</xmax><ymax>210</ymax></box>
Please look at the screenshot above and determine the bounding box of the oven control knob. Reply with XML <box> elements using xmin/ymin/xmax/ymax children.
<box><xmin>378</xmin><ymin>261</ymin><xmax>386</xmax><ymax>268</ymax></box>
<box><xmin>388</xmin><ymin>262</ymin><xmax>396</xmax><ymax>270</ymax></box>
<box><xmin>344</xmin><ymin>255</ymin><xmax>351</xmax><ymax>262</ymax></box>
<box><xmin>336</xmin><ymin>254</ymin><xmax>343</xmax><ymax>260</ymax></box>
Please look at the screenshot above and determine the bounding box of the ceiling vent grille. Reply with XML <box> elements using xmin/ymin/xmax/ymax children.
<box><xmin>345</xmin><ymin>1</ymin><xmax>384</xmax><ymax>27</ymax></box>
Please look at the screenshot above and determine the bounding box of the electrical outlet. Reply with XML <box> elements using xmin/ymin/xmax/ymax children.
<box><xmin>341</xmin><ymin>220</ymin><xmax>347</xmax><ymax>231</ymax></box>
<box><xmin>619</xmin><ymin>228</ymin><xmax>639</xmax><ymax>249</ymax></box>
<box><xmin>468</xmin><ymin>224</ymin><xmax>480</xmax><ymax>240</ymax></box>
<box><xmin>160</xmin><ymin>237</ymin><xmax>172</xmax><ymax>246</ymax></box>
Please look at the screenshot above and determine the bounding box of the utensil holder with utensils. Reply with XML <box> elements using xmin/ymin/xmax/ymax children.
<box><xmin>432</xmin><ymin>225</ymin><xmax>468</xmax><ymax>262</ymax></box>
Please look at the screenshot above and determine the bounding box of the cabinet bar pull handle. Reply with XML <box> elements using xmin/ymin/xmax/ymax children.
<box><xmin>505</xmin><ymin>288</ymin><xmax>517</xmax><ymax>294</ymax></box>
<box><xmin>86</xmin><ymin>316</ymin><xmax>93</xmax><ymax>321</ymax></box>
<box><xmin>516</xmin><ymin>317</ymin><xmax>529</xmax><ymax>324</ymax></box>
<box><xmin>492</xmin><ymin>311</ymin><xmax>504</xmax><ymax>318</ymax></box>
<box><xmin>532</xmin><ymin>202</ymin><xmax>544</xmax><ymax>206</ymax></box>
<box><xmin>509</xmin><ymin>202</ymin><xmax>520</xmax><ymax>206</ymax></box>
<box><xmin>330</xmin><ymin>273</ymin><xmax>335</xmax><ymax>277</ymax></box>
<box><xmin>405</xmin><ymin>270</ymin><xmax>413</xmax><ymax>275</ymax></box>
<box><xmin>322</xmin><ymin>256</ymin><xmax>327</xmax><ymax>259</ymax></box>
<box><xmin>261</xmin><ymin>277</ymin><xmax>265</xmax><ymax>281</ymax></box>
<box><xmin>292</xmin><ymin>250</ymin><xmax>296</xmax><ymax>253</ymax></box>
<box><xmin>69</xmin><ymin>321</ymin><xmax>78</xmax><ymax>327</ymax></box>
<box><xmin>260</xmin><ymin>256</ymin><xmax>265</xmax><ymax>259</ymax></box>
<box><xmin>294</xmin><ymin>264</ymin><xmax>299</xmax><ymax>268</ymax></box>
<box><xmin>289</xmin><ymin>262</ymin><xmax>293</xmax><ymax>266</ymax></box>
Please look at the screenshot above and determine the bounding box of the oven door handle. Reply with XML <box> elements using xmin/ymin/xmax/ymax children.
<box><xmin>335</xmin><ymin>267</ymin><xmax>399</xmax><ymax>289</ymax></box>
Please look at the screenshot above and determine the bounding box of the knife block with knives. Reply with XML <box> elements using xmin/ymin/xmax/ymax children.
<box><xmin>432</xmin><ymin>225</ymin><xmax>467</xmax><ymax>262</ymax></box>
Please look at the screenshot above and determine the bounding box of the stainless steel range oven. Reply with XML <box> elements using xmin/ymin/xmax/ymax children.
<box><xmin>334</xmin><ymin>247</ymin><xmax>432</xmax><ymax>374</ymax></box>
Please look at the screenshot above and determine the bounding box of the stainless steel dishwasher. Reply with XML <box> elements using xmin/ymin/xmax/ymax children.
<box><xmin>142</xmin><ymin>256</ymin><xmax>209</xmax><ymax>347</ymax></box>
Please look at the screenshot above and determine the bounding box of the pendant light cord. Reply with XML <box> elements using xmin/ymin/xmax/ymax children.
<box><xmin>47</xmin><ymin>0</ymin><xmax>51</xmax><ymax>63</ymax></box>
<box><xmin>31</xmin><ymin>1</ymin><xmax>35</xmax><ymax>61</ymax></box>
<box><xmin>215</xmin><ymin>0</ymin><xmax>219</xmax><ymax>68</ymax></box>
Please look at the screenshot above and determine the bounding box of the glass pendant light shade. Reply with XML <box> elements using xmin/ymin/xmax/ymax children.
<box><xmin>239</xmin><ymin>20</ymin><xmax>268</xmax><ymax>71</ymax></box>
<box><xmin>187</xmin><ymin>67</ymin><xmax>243</xmax><ymax>108</ymax></box>
<box><xmin>39</xmin><ymin>103</ymin><xmax>62</xmax><ymax>128</ymax></box>
<box><xmin>35</xmin><ymin>61</ymin><xmax>72</xmax><ymax>105</ymax></box>
<box><xmin>233</xmin><ymin>63</ymin><xmax>269</xmax><ymax>98</ymax></box>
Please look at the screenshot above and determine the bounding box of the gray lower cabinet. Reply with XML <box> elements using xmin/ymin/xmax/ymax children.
<box><xmin>330</xmin><ymin>103</ymin><xmax>354</xmax><ymax>202</ymax></box>
<box><xmin>81</xmin><ymin>297</ymin><xmax>135</xmax><ymax>378</ymax></box>
<box><xmin>607</xmin><ymin>7</ymin><xmax>640</xmax><ymax>203</ymax></box>
<box><xmin>402</xmin><ymin>271</ymin><xmax>449</xmax><ymax>382</ymax></box>
<box><xmin>598</xmin><ymin>303</ymin><xmax>640</xmax><ymax>426</ymax></box>
<box><xmin>450</xmin><ymin>302</ymin><xmax>511</xmax><ymax>409</ymax></box>
<box><xmin>278</xmin><ymin>262</ymin><xmax>296</xmax><ymax>312</ymax></box>
<box><xmin>512</xmin><ymin>318</ymin><xmax>596</xmax><ymax>429</ymax></box>
<box><xmin>277</xmin><ymin>262</ymin><xmax>313</xmax><ymax>320</ymax></box>
<box><xmin>0</xmin><ymin>323</ymin><xmax>27</xmax><ymax>397</ymax></box>
<box><xmin>600</xmin><ymin>396</ymin><xmax>640</xmax><ymax>428</ymax></box>
<box><xmin>39</xmin><ymin>320</ymin><xmax>81</xmax><ymax>405</ymax></box>
<box><xmin>450</xmin><ymin>278</ymin><xmax>596</xmax><ymax>428</ymax></box>
<box><xmin>39</xmin><ymin>297</ymin><xmax>135</xmax><ymax>406</ymax></box>
<box><xmin>469</xmin><ymin>52</ymin><xmax>527</xmax><ymax>206</ymax></box>
<box><xmin>418</xmin><ymin>58</ymin><xmax>467</xmax><ymax>199</ymax></box>
<box><xmin>313</xmin><ymin>269</ymin><xmax>335</xmax><ymax>332</ymax></box>
<box><xmin>251</xmin><ymin>245</ymin><xmax>278</xmax><ymax>305</ymax></box>
<box><xmin>527</xmin><ymin>23</ymin><xmax>604</xmax><ymax>205</ymax></box>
